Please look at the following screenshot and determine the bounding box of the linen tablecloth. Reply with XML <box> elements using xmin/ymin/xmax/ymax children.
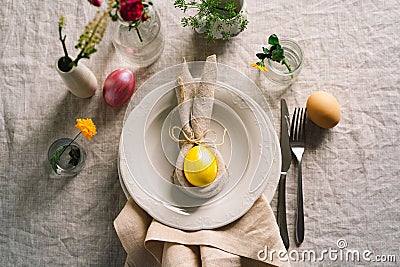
<box><xmin>1</xmin><ymin>0</ymin><xmax>399</xmax><ymax>266</ymax></box>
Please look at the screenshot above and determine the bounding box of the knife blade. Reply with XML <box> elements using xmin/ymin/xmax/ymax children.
<box><xmin>277</xmin><ymin>99</ymin><xmax>291</xmax><ymax>250</ymax></box>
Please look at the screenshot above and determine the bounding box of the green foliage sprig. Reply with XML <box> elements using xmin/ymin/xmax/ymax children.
<box><xmin>49</xmin><ymin>142</ymin><xmax>81</xmax><ymax>173</ymax></box>
<box><xmin>58</xmin><ymin>11</ymin><xmax>109</xmax><ymax>72</ymax></box>
<box><xmin>254</xmin><ymin>34</ymin><xmax>291</xmax><ymax>72</ymax></box>
<box><xmin>107</xmin><ymin>0</ymin><xmax>120</xmax><ymax>20</ymax></box>
<box><xmin>174</xmin><ymin>0</ymin><xmax>248</xmax><ymax>41</ymax></box>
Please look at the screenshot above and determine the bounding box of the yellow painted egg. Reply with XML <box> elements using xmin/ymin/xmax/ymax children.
<box><xmin>306</xmin><ymin>91</ymin><xmax>341</xmax><ymax>129</ymax></box>
<box><xmin>184</xmin><ymin>145</ymin><xmax>218</xmax><ymax>187</ymax></box>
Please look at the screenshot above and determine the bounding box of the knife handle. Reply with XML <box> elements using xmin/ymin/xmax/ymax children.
<box><xmin>277</xmin><ymin>173</ymin><xmax>289</xmax><ymax>250</ymax></box>
<box><xmin>296</xmin><ymin>162</ymin><xmax>304</xmax><ymax>244</ymax></box>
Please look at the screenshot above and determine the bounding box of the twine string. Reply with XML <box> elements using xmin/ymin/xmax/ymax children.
<box><xmin>169</xmin><ymin>124</ymin><xmax>227</xmax><ymax>146</ymax></box>
<box><xmin>170</xmin><ymin>77</ymin><xmax>227</xmax><ymax>146</ymax></box>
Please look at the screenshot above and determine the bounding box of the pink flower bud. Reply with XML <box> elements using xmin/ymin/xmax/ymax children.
<box><xmin>88</xmin><ymin>0</ymin><xmax>102</xmax><ymax>7</ymax></box>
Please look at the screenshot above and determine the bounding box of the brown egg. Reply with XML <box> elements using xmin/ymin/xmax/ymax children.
<box><xmin>306</xmin><ymin>91</ymin><xmax>340</xmax><ymax>129</ymax></box>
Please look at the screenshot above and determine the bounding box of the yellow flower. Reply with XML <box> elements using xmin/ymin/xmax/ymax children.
<box><xmin>75</xmin><ymin>118</ymin><xmax>97</xmax><ymax>140</ymax></box>
<box><xmin>250</xmin><ymin>62</ymin><xmax>268</xmax><ymax>72</ymax></box>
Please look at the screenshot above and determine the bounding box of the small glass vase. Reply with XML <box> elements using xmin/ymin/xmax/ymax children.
<box><xmin>112</xmin><ymin>5</ymin><xmax>164</xmax><ymax>67</ymax></box>
<box><xmin>48</xmin><ymin>138</ymin><xmax>86</xmax><ymax>176</ymax></box>
<box><xmin>263</xmin><ymin>39</ymin><xmax>304</xmax><ymax>85</ymax></box>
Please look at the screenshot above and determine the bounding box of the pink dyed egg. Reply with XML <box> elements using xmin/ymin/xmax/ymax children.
<box><xmin>103</xmin><ymin>69</ymin><xmax>135</xmax><ymax>108</ymax></box>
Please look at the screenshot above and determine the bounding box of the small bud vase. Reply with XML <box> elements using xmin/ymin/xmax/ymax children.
<box><xmin>55</xmin><ymin>57</ymin><xmax>98</xmax><ymax>98</ymax></box>
<box><xmin>112</xmin><ymin>5</ymin><xmax>164</xmax><ymax>67</ymax></box>
<box><xmin>263</xmin><ymin>39</ymin><xmax>304</xmax><ymax>85</ymax></box>
<box><xmin>48</xmin><ymin>138</ymin><xmax>86</xmax><ymax>176</ymax></box>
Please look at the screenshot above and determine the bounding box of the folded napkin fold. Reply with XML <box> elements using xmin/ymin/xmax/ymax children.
<box><xmin>173</xmin><ymin>55</ymin><xmax>228</xmax><ymax>199</ymax></box>
<box><xmin>114</xmin><ymin>55</ymin><xmax>289</xmax><ymax>266</ymax></box>
<box><xmin>115</xmin><ymin>195</ymin><xmax>289</xmax><ymax>267</ymax></box>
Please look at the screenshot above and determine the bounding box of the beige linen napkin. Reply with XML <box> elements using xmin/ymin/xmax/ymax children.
<box><xmin>115</xmin><ymin>195</ymin><xmax>289</xmax><ymax>267</ymax></box>
<box><xmin>173</xmin><ymin>55</ymin><xmax>228</xmax><ymax>199</ymax></box>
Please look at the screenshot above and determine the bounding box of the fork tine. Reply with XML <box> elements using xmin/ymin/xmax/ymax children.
<box><xmin>293</xmin><ymin>107</ymin><xmax>302</xmax><ymax>141</ymax></box>
<box><xmin>298</xmin><ymin>108</ymin><xmax>304</xmax><ymax>141</ymax></box>
<box><xmin>296</xmin><ymin>108</ymin><xmax>301</xmax><ymax>140</ymax></box>
<box><xmin>300</xmin><ymin>108</ymin><xmax>306</xmax><ymax>141</ymax></box>
<box><xmin>290</xmin><ymin>108</ymin><xmax>298</xmax><ymax>141</ymax></box>
<box><xmin>297</xmin><ymin>108</ymin><xmax>303</xmax><ymax>141</ymax></box>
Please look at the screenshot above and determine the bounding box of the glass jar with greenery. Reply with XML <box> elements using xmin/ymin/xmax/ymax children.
<box><xmin>174</xmin><ymin>0</ymin><xmax>248</xmax><ymax>41</ymax></box>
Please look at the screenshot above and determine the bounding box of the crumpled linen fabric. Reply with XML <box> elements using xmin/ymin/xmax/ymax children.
<box><xmin>0</xmin><ymin>0</ymin><xmax>399</xmax><ymax>266</ymax></box>
<box><xmin>114</xmin><ymin>196</ymin><xmax>288</xmax><ymax>267</ymax></box>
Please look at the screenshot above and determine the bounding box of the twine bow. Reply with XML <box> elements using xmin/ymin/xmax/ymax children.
<box><xmin>169</xmin><ymin>124</ymin><xmax>227</xmax><ymax>147</ymax></box>
<box><xmin>171</xmin><ymin>62</ymin><xmax>225</xmax><ymax>147</ymax></box>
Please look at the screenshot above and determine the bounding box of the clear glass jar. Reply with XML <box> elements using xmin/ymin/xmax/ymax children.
<box><xmin>112</xmin><ymin>5</ymin><xmax>164</xmax><ymax>67</ymax></box>
<box><xmin>263</xmin><ymin>39</ymin><xmax>304</xmax><ymax>85</ymax></box>
<box><xmin>48</xmin><ymin>138</ymin><xmax>86</xmax><ymax>176</ymax></box>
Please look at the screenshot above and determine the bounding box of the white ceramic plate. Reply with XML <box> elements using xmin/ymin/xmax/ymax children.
<box><xmin>121</xmin><ymin>83</ymin><xmax>269</xmax><ymax>203</ymax></box>
<box><xmin>119</xmin><ymin>62</ymin><xmax>280</xmax><ymax>230</ymax></box>
<box><xmin>119</xmin><ymin>93</ymin><xmax>281</xmax><ymax>201</ymax></box>
<box><xmin>122</xmin><ymin>84</ymin><xmax>265</xmax><ymax>207</ymax></box>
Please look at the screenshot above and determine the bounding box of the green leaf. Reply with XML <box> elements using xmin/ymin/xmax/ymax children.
<box><xmin>239</xmin><ymin>19</ymin><xmax>248</xmax><ymax>32</ymax></box>
<box><xmin>257</xmin><ymin>61</ymin><xmax>265</xmax><ymax>67</ymax></box>
<box><xmin>222</xmin><ymin>31</ymin><xmax>231</xmax><ymax>40</ymax></box>
<box><xmin>256</xmin><ymin>53</ymin><xmax>267</xmax><ymax>60</ymax></box>
<box><xmin>261</xmin><ymin>47</ymin><xmax>271</xmax><ymax>58</ymax></box>
<box><xmin>268</xmin><ymin>34</ymin><xmax>279</xmax><ymax>45</ymax></box>
<box><xmin>262</xmin><ymin>47</ymin><xmax>268</xmax><ymax>54</ymax></box>
<box><xmin>49</xmin><ymin>146</ymin><xmax>65</xmax><ymax>173</ymax></box>
<box><xmin>68</xmin><ymin>146</ymin><xmax>81</xmax><ymax>166</ymax></box>
<box><xmin>255</xmin><ymin>34</ymin><xmax>291</xmax><ymax>72</ymax></box>
<box><xmin>271</xmin><ymin>46</ymin><xmax>285</xmax><ymax>62</ymax></box>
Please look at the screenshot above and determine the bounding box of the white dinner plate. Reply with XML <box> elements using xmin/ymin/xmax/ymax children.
<box><xmin>118</xmin><ymin>62</ymin><xmax>280</xmax><ymax>230</ymax></box>
<box><xmin>122</xmin><ymin>84</ymin><xmax>266</xmax><ymax>207</ymax></box>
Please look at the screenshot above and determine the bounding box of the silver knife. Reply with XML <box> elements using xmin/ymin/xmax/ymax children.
<box><xmin>277</xmin><ymin>99</ymin><xmax>291</xmax><ymax>250</ymax></box>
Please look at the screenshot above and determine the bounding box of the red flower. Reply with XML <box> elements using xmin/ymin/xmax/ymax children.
<box><xmin>88</xmin><ymin>0</ymin><xmax>102</xmax><ymax>7</ymax></box>
<box><xmin>119</xmin><ymin>0</ymin><xmax>144</xmax><ymax>22</ymax></box>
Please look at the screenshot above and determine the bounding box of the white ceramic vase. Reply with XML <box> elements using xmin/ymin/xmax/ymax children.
<box><xmin>55</xmin><ymin>58</ymin><xmax>98</xmax><ymax>98</ymax></box>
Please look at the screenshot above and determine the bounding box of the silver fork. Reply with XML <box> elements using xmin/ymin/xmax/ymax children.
<box><xmin>290</xmin><ymin>107</ymin><xmax>306</xmax><ymax>245</ymax></box>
